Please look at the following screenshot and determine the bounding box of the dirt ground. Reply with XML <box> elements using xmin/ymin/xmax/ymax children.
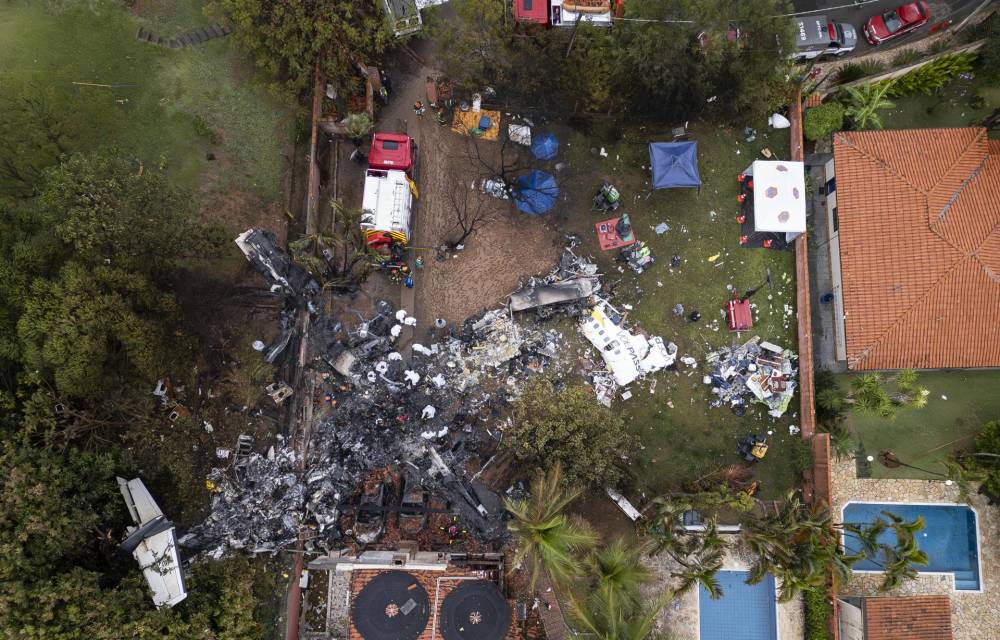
<box><xmin>340</xmin><ymin>42</ymin><xmax>563</xmax><ymax>339</ymax></box>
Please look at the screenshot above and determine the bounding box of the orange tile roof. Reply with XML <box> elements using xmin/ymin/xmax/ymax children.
<box><xmin>863</xmin><ymin>596</ymin><xmax>952</xmax><ymax>640</ymax></box>
<box><xmin>832</xmin><ymin>128</ymin><xmax>1000</xmax><ymax>369</ymax></box>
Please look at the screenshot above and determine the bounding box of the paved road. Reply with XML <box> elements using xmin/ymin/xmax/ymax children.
<box><xmin>790</xmin><ymin>0</ymin><xmax>985</xmax><ymax>58</ymax></box>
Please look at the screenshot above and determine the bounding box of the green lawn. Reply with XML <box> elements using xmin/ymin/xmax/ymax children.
<box><xmin>838</xmin><ymin>371</ymin><xmax>1000</xmax><ymax>479</ymax></box>
<box><xmin>550</xmin><ymin>121</ymin><xmax>801</xmax><ymax>500</ymax></box>
<box><xmin>881</xmin><ymin>72</ymin><xmax>1000</xmax><ymax>134</ymax></box>
<box><xmin>0</xmin><ymin>0</ymin><xmax>291</xmax><ymax>200</ymax></box>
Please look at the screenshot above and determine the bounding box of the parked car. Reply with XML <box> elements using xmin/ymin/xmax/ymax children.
<box><xmin>791</xmin><ymin>16</ymin><xmax>858</xmax><ymax>60</ymax></box>
<box><xmin>863</xmin><ymin>1</ymin><xmax>930</xmax><ymax>45</ymax></box>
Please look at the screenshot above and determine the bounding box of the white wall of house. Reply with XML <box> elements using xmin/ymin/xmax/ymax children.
<box><xmin>823</xmin><ymin>156</ymin><xmax>847</xmax><ymax>362</ymax></box>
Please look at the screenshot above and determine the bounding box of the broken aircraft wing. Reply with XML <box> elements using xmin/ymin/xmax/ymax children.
<box><xmin>509</xmin><ymin>277</ymin><xmax>597</xmax><ymax>312</ymax></box>
<box><xmin>235</xmin><ymin>229</ymin><xmax>320</xmax><ymax>306</ymax></box>
<box><xmin>117</xmin><ymin>477</ymin><xmax>187</xmax><ymax>609</ymax></box>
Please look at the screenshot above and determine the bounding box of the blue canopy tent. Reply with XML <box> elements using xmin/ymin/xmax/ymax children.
<box><xmin>513</xmin><ymin>170</ymin><xmax>559</xmax><ymax>216</ymax></box>
<box><xmin>531</xmin><ymin>133</ymin><xmax>559</xmax><ymax>161</ymax></box>
<box><xmin>649</xmin><ymin>141</ymin><xmax>701</xmax><ymax>190</ymax></box>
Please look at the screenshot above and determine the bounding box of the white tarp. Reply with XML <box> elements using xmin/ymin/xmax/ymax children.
<box><xmin>750</xmin><ymin>160</ymin><xmax>806</xmax><ymax>233</ymax></box>
<box><xmin>579</xmin><ymin>300</ymin><xmax>676</xmax><ymax>386</ymax></box>
<box><xmin>118</xmin><ymin>477</ymin><xmax>187</xmax><ymax>609</ymax></box>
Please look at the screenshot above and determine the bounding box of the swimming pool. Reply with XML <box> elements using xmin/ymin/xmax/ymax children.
<box><xmin>842</xmin><ymin>502</ymin><xmax>981</xmax><ymax>591</ymax></box>
<box><xmin>698</xmin><ymin>571</ymin><xmax>777</xmax><ymax>640</ymax></box>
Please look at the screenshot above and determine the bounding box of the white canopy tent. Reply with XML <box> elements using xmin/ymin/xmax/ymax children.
<box><xmin>750</xmin><ymin>160</ymin><xmax>806</xmax><ymax>238</ymax></box>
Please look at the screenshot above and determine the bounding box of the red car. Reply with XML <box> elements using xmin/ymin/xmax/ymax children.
<box><xmin>863</xmin><ymin>1</ymin><xmax>930</xmax><ymax>45</ymax></box>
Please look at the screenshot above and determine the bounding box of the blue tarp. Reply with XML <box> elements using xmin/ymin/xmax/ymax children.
<box><xmin>531</xmin><ymin>133</ymin><xmax>559</xmax><ymax>161</ymax></box>
<box><xmin>513</xmin><ymin>170</ymin><xmax>559</xmax><ymax>216</ymax></box>
<box><xmin>650</xmin><ymin>141</ymin><xmax>702</xmax><ymax>189</ymax></box>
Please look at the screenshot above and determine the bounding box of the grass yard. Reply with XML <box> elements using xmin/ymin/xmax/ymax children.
<box><xmin>0</xmin><ymin>0</ymin><xmax>291</xmax><ymax>201</ymax></box>
<box><xmin>547</xmin><ymin>119</ymin><xmax>802</xmax><ymax>500</ymax></box>
<box><xmin>838</xmin><ymin>370</ymin><xmax>1000</xmax><ymax>480</ymax></box>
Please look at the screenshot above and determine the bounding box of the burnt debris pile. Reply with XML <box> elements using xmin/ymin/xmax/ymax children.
<box><xmin>182</xmin><ymin>235</ymin><xmax>583</xmax><ymax>557</ymax></box>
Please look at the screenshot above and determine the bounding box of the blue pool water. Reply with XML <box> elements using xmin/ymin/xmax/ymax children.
<box><xmin>842</xmin><ymin>502</ymin><xmax>980</xmax><ymax>590</ymax></box>
<box><xmin>698</xmin><ymin>571</ymin><xmax>777</xmax><ymax>640</ymax></box>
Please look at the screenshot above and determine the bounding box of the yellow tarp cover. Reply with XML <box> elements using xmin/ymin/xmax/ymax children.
<box><xmin>451</xmin><ymin>109</ymin><xmax>501</xmax><ymax>141</ymax></box>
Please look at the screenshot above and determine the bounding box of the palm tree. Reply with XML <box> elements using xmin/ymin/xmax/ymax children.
<box><xmin>742</xmin><ymin>493</ymin><xmax>852</xmax><ymax>601</ymax></box>
<box><xmin>843</xmin><ymin>82</ymin><xmax>895</xmax><ymax>130</ymax></box>
<box><xmin>592</xmin><ymin>539</ymin><xmax>654</xmax><ymax>615</ymax></box>
<box><xmin>505</xmin><ymin>462</ymin><xmax>597</xmax><ymax>591</ymax></box>
<box><xmin>841</xmin><ymin>511</ymin><xmax>928</xmax><ymax>592</ymax></box>
<box><xmin>569</xmin><ymin>587</ymin><xmax>674</xmax><ymax>640</ymax></box>
<box><xmin>646</xmin><ymin>497</ymin><xmax>728</xmax><ymax>598</ymax></box>
<box><xmin>343</xmin><ymin>111</ymin><xmax>373</xmax><ymax>147</ymax></box>
<box><xmin>848</xmin><ymin>373</ymin><xmax>896</xmax><ymax>418</ymax></box>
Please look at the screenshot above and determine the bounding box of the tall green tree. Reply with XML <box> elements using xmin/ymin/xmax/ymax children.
<box><xmin>615</xmin><ymin>0</ymin><xmax>795</xmax><ymax>120</ymax></box>
<box><xmin>35</xmin><ymin>153</ymin><xmax>199</xmax><ymax>274</ymax></box>
<box><xmin>17</xmin><ymin>263</ymin><xmax>178</xmax><ymax>399</ymax></box>
<box><xmin>1</xmin><ymin>152</ymin><xmax>209</xmax><ymax>401</ymax></box>
<box><xmin>505</xmin><ymin>462</ymin><xmax>597</xmax><ymax>590</ymax></box>
<box><xmin>210</xmin><ymin>0</ymin><xmax>393</xmax><ymax>97</ymax></box>
<box><xmin>0</xmin><ymin>438</ymin><xmax>283</xmax><ymax>639</ymax></box>
<box><xmin>506</xmin><ymin>379</ymin><xmax>635</xmax><ymax>488</ymax></box>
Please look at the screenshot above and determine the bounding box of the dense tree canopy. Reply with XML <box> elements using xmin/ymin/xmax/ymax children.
<box><xmin>1</xmin><ymin>152</ymin><xmax>201</xmax><ymax>400</ymax></box>
<box><xmin>210</xmin><ymin>0</ymin><xmax>393</xmax><ymax>97</ymax></box>
<box><xmin>506</xmin><ymin>379</ymin><xmax>635</xmax><ymax>488</ymax></box>
<box><xmin>0</xmin><ymin>438</ymin><xmax>281</xmax><ymax>639</ymax></box>
<box><xmin>434</xmin><ymin>0</ymin><xmax>796</xmax><ymax>120</ymax></box>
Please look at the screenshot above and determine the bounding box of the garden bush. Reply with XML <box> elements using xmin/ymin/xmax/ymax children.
<box><xmin>835</xmin><ymin>63</ymin><xmax>866</xmax><ymax>84</ymax></box>
<box><xmin>804</xmin><ymin>102</ymin><xmax>845</xmax><ymax>141</ymax></box>
<box><xmin>804</xmin><ymin>588</ymin><xmax>831</xmax><ymax>640</ymax></box>
<box><xmin>858</xmin><ymin>59</ymin><xmax>886</xmax><ymax>76</ymax></box>
<box><xmin>929</xmin><ymin>37</ymin><xmax>954</xmax><ymax>55</ymax></box>
<box><xmin>891</xmin><ymin>48</ymin><xmax>922</xmax><ymax>67</ymax></box>
<box><xmin>836</xmin><ymin>59</ymin><xmax>884</xmax><ymax>84</ymax></box>
<box><xmin>974</xmin><ymin>419</ymin><xmax>1000</xmax><ymax>497</ymax></box>
<box><xmin>877</xmin><ymin>52</ymin><xmax>977</xmax><ymax>96</ymax></box>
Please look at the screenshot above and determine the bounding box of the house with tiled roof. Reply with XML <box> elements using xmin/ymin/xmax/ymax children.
<box><xmin>837</xmin><ymin>595</ymin><xmax>953</xmax><ymax>640</ymax></box>
<box><xmin>822</xmin><ymin>127</ymin><xmax>1000</xmax><ymax>370</ymax></box>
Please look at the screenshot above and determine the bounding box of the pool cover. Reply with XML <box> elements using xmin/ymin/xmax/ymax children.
<box><xmin>699</xmin><ymin>571</ymin><xmax>777</xmax><ymax>640</ymax></box>
<box><xmin>440</xmin><ymin>580</ymin><xmax>510</xmax><ymax>640</ymax></box>
<box><xmin>352</xmin><ymin>571</ymin><xmax>430</xmax><ymax>640</ymax></box>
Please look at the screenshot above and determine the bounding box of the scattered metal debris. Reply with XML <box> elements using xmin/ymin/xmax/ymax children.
<box><xmin>704</xmin><ymin>336</ymin><xmax>797</xmax><ymax>418</ymax></box>
<box><xmin>235</xmin><ymin>229</ymin><xmax>319</xmax><ymax>311</ymax></box>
